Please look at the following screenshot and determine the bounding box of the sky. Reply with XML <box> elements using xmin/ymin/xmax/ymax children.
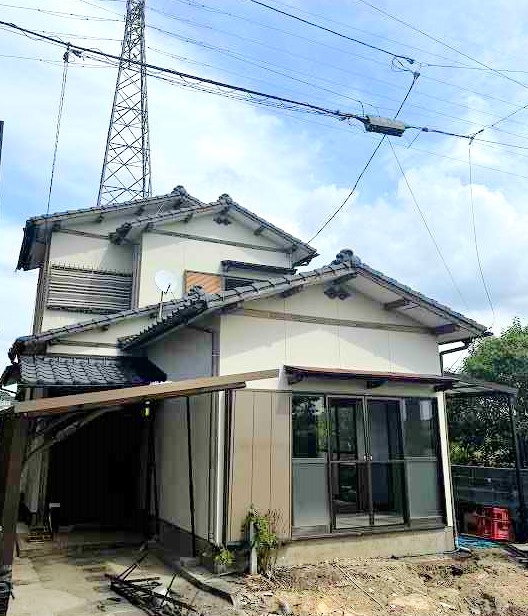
<box><xmin>2</xmin><ymin>0</ymin><xmax>528</xmax><ymax>369</ymax></box>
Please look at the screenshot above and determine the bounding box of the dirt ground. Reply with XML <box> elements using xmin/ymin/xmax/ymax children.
<box><xmin>233</xmin><ymin>550</ymin><xmax>528</xmax><ymax>616</ymax></box>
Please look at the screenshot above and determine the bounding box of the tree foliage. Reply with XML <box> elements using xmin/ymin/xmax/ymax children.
<box><xmin>447</xmin><ymin>318</ymin><xmax>528</xmax><ymax>467</ymax></box>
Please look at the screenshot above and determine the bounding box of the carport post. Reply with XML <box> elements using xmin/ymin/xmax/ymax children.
<box><xmin>509</xmin><ymin>395</ymin><xmax>528</xmax><ymax>541</ymax></box>
<box><xmin>0</xmin><ymin>413</ymin><xmax>28</xmax><ymax>615</ymax></box>
<box><xmin>186</xmin><ymin>397</ymin><xmax>196</xmax><ymax>557</ymax></box>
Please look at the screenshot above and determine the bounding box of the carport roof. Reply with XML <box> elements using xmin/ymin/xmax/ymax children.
<box><xmin>7</xmin><ymin>369</ymin><xmax>279</xmax><ymax>417</ymax></box>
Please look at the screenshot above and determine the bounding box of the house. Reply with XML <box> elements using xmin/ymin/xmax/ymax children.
<box><xmin>1</xmin><ymin>186</ymin><xmax>489</xmax><ymax>568</ymax></box>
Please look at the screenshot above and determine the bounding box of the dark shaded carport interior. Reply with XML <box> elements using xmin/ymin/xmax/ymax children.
<box><xmin>0</xmin><ymin>369</ymin><xmax>278</xmax><ymax>614</ymax></box>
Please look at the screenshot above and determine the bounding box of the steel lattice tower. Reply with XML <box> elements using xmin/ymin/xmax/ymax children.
<box><xmin>97</xmin><ymin>0</ymin><xmax>151</xmax><ymax>207</ymax></box>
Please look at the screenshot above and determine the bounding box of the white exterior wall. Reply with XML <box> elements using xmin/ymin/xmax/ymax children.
<box><xmin>219</xmin><ymin>285</ymin><xmax>441</xmax><ymax>385</ymax></box>
<box><xmin>138</xmin><ymin>215</ymin><xmax>292</xmax><ymax>306</ymax></box>
<box><xmin>40</xmin><ymin>225</ymin><xmax>133</xmax><ymax>332</ymax></box>
<box><xmin>147</xmin><ymin>327</ymin><xmax>215</xmax><ymax>540</ymax></box>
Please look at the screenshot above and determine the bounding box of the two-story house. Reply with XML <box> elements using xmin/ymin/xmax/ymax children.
<box><xmin>2</xmin><ymin>185</ymin><xmax>488</xmax><ymax>565</ymax></box>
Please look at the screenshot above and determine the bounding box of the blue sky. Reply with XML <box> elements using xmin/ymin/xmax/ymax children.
<box><xmin>2</xmin><ymin>0</ymin><xmax>528</xmax><ymax>365</ymax></box>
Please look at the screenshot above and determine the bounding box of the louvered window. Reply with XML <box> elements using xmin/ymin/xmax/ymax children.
<box><xmin>46</xmin><ymin>265</ymin><xmax>132</xmax><ymax>313</ymax></box>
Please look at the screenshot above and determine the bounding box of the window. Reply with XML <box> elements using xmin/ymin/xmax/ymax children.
<box><xmin>291</xmin><ymin>394</ymin><xmax>445</xmax><ymax>535</ymax></box>
<box><xmin>46</xmin><ymin>265</ymin><xmax>132</xmax><ymax>313</ymax></box>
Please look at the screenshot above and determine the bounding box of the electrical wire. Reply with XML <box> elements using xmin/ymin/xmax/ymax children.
<box><xmin>0</xmin><ymin>3</ymin><xmax>120</xmax><ymax>22</ymax></box>
<box><xmin>308</xmin><ymin>71</ymin><xmax>419</xmax><ymax>243</ymax></box>
<box><xmin>468</xmin><ymin>139</ymin><xmax>495</xmax><ymax>327</ymax></box>
<box><xmin>245</xmin><ymin>0</ymin><xmax>415</xmax><ymax>63</ymax></box>
<box><xmin>145</xmin><ymin>3</ymin><xmax>528</xmax><ymax>141</ymax></box>
<box><xmin>355</xmin><ymin>0</ymin><xmax>528</xmax><ymax>92</ymax></box>
<box><xmin>388</xmin><ymin>139</ymin><xmax>468</xmax><ymax>310</ymax></box>
<box><xmin>6</xmin><ymin>18</ymin><xmax>528</xmax><ymax>159</ymax></box>
<box><xmin>46</xmin><ymin>47</ymin><xmax>73</xmax><ymax>216</ymax></box>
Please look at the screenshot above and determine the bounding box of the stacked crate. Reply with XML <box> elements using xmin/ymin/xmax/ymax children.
<box><xmin>476</xmin><ymin>506</ymin><xmax>512</xmax><ymax>541</ymax></box>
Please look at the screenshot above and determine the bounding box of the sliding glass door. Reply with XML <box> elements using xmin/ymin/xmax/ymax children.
<box><xmin>328</xmin><ymin>397</ymin><xmax>405</xmax><ymax>530</ymax></box>
<box><xmin>329</xmin><ymin>398</ymin><xmax>371</xmax><ymax>528</ymax></box>
<box><xmin>292</xmin><ymin>394</ymin><xmax>444</xmax><ymax>536</ymax></box>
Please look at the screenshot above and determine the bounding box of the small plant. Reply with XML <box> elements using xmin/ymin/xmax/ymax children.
<box><xmin>213</xmin><ymin>545</ymin><xmax>234</xmax><ymax>567</ymax></box>
<box><xmin>242</xmin><ymin>507</ymin><xmax>280</xmax><ymax>575</ymax></box>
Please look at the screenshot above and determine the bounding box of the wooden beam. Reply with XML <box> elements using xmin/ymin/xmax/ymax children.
<box><xmin>384</xmin><ymin>298</ymin><xmax>411</xmax><ymax>311</ymax></box>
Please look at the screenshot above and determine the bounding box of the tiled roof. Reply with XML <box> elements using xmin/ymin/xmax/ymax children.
<box><xmin>18</xmin><ymin>186</ymin><xmax>317</xmax><ymax>270</ymax></box>
<box><xmin>121</xmin><ymin>250</ymin><xmax>488</xmax><ymax>349</ymax></box>
<box><xmin>10</xmin><ymin>293</ymin><xmax>206</xmax><ymax>357</ymax></box>
<box><xmin>2</xmin><ymin>355</ymin><xmax>166</xmax><ymax>388</ymax></box>
<box><xmin>12</xmin><ymin>250</ymin><xmax>488</xmax><ymax>356</ymax></box>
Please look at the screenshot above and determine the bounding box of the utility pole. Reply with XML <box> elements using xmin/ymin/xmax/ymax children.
<box><xmin>97</xmin><ymin>0</ymin><xmax>151</xmax><ymax>207</ymax></box>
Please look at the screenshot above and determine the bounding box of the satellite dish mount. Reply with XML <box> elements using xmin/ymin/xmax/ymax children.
<box><xmin>154</xmin><ymin>270</ymin><xmax>176</xmax><ymax>320</ymax></box>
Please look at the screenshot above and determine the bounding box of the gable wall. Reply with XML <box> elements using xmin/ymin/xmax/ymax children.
<box><xmin>219</xmin><ymin>284</ymin><xmax>441</xmax><ymax>384</ymax></box>
<box><xmin>39</xmin><ymin>225</ymin><xmax>134</xmax><ymax>332</ymax></box>
<box><xmin>138</xmin><ymin>215</ymin><xmax>292</xmax><ymax>306</ymax></box>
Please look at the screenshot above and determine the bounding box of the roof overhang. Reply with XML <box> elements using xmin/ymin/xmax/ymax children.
<box><xmin>1</xmin><ymin>355</ymin><xmax>166</xmax><ymax>388</ymax></box>
<box><xmin>284</xmin><ymin>365</ymin><xmax>457</xmax><ymax>390</ymax></box>
<box><xmin>8</xmin><ymin>369</ymin><xmax>279</xmax><ymax>417</ymax></box>
<box><xmin>443</xmin><ymin>372</ymin><xmax>518</xmax><ymax>398</ymax></box>
<box><xmin>17</xmin><ymin>189</ymin><xmax>317</xmax><ymax>271</ymax></box>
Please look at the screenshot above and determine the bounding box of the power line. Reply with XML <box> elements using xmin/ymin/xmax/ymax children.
<box><xmin>355</xmin><ymin>0</ymin><xmax>528</xmax><ymax>92</ymax></box>
<box><xmin>147</xmin><ymin>3</ymin><xmax>528</xmax><ymax>139</ymax></box>
<box><xmin>468</xmin><ymin>139</ymin><xmax>495</xmax><ymax>327</ymax></box>
<box><xmin>0</xmin><ymin>19</ymin><xmax>366</xmax><ymax>121</ymax></box>
<box><xmin>0</xmin><ymin>3</ymin><xmax>120</xmax><ymax>21</ymax></box>
<box><xmin>246</xmin><ymin>0</ymin><xmax>415</xmax><ymax>63</ymax></box>
<box><xmin>388</xmin><ymin>139</ymin><xmax>468</xmax><ymax>310</ymax></box>
<box><xmin>308</xmin><ymin>72</ymin><xmax>419</xmax><ymax>243</ymax></box>
<box><xmin>46</xmin><ymin>47</ymin><xmax>75</xmax><ymax>216</ymax></box>
<box><xmin>5</xmin><ymin>18</ymin><xmax>528</xmax><ymax>157</ymax></box>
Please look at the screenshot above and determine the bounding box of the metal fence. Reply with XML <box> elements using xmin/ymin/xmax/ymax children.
<box><xmin>452</xmin><ymin>465</ymin><xmax>528</xmax><ymax>532</ymax></box>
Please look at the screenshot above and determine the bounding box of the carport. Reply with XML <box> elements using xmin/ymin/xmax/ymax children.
<box><xmin>0</xmin><ymin>369</ymin><xmax>277</xmax><ymax>615</ymax></box>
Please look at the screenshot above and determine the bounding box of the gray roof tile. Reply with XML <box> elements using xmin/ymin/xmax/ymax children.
<box><xmin>4</xmin><ymin>355</ymin><xmax>166</xmax><ymax>388</ymax></box>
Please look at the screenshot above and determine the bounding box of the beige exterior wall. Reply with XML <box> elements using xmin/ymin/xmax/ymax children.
<box><xmin>138</xmin><ymin>215</ymin><xmax>292</xmax><ymax>306</ymax></box>
<box><xmin>227</xmin><ymin>389</ymin><xmax>291</xmax><ymax>542</ymax></box>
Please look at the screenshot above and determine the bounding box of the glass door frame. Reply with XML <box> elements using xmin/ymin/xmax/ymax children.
<box><xmin>291</xmin><ymin>392</ymin><xmax>446</xmax><ymax>537</ymax></box>
<box><xmin>326</xmin><ymin>395</ymin><xmax>409</xmax><ymax>532</ymax></box>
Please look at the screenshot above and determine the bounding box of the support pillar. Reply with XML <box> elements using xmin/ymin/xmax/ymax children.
<box><xmin>0</xmin><ymin>414</ymin><xmax>29</xmax><ymax>615</ymax></box>
<box><xmin>508</xmin><ymin>395</ymin><xmax>527</xmax><ymax>542</ymax></box>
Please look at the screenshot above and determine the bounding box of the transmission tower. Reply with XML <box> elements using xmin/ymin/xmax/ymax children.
<box><xmin>97</xmin><ymin>0</ymin><xmax>151</xmax><ymax>207</ymax></box>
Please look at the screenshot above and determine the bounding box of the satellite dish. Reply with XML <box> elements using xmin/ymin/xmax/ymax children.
<box><xmin>155</xmin><ymin>270</ymin><xmax>176</xmax><ymax>294</ymax></box>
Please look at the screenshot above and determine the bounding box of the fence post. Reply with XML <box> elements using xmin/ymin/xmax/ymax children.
<box><xmin>509</xmin><ymin>394</ymin><xmax>527</xmax><ymax>542</ymax></box>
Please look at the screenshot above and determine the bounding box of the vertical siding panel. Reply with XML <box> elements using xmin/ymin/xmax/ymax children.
<box><xmin>271</xmin><ymin>392</ymin><xmax>292</xmax><ymax>539</ymax></box>
<box><xmin>228</xmin><ymin>390</ymin><xmax>255</xmax><ymax>541</ymax></box>
<box><xmin>251</xmin><ymin>392</ymin><xmax>273</xmax><ymax>514</ymax></box>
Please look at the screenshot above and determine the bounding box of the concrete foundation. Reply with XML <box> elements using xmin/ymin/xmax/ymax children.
<box><xmin>278</xmin><ymin>527</ymin><xmax>455</xmax><ymax>566</ymax></box>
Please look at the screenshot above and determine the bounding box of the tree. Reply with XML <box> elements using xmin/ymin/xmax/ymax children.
<box><xmin>447</xmin><ymin>318</ymin><xmax>528</xmax><ymax>467</ymax></box>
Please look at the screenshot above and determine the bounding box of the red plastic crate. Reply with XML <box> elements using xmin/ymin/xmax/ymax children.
<box><xmin>489</xmin><ymin>519</ymin><xmax>512</xmax><ymax>541</ymax></box>
<box><xmin>483</xmin><ymin>506</ymin><xmax>510</xmax><ymax>522</ymax></box>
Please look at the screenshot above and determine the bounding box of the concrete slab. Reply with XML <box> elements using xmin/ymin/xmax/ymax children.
<box><xmin>7</xmin><ymin>546</ymin><xmax>241</xmax><ymax>616</ymax></box>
